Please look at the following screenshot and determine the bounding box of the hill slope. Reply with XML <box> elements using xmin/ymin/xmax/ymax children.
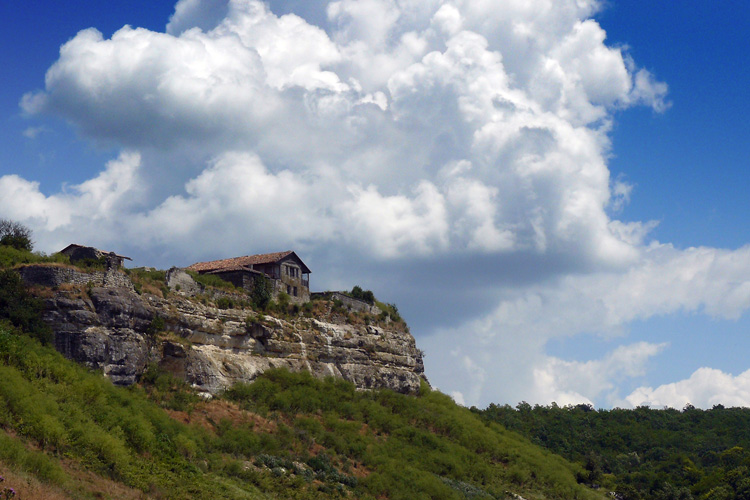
<box><xmin>0</xmin><ymin>323</ymin><xmax>606</xmax><ymax>500</ymax></box>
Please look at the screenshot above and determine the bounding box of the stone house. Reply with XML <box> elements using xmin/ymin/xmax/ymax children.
<box><xmin>187</xmin><ymin>250</ymin><xmax>311</xmax><ymax>303</ymax></box>
<box><xmin>59</xmin><ymin>244</ymin><xmax>132</xmax><ymax>269</ymax></box>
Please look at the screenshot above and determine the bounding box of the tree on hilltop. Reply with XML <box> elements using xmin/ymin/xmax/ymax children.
<box><xmin>0</xmin><ymin>219</ymin><xmax>33</xmax><ymax>252</ymax></box>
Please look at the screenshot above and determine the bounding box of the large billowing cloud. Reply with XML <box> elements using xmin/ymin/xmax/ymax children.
<box><xmin>6</xmin><ymin>0</ymin><xmax>749</xmax><ymax>407</ymax></box>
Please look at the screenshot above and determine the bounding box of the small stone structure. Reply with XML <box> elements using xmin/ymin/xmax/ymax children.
<box><xmin>165</xmin><ymin>268</ymin><xmax>204</xmax><ymax>296</ymax></box>
<box><xmin>59</xmin><ymin>244</ymin><xmax>132</xmax><ymax>269</ymax></box>
<box><xmin>18</xmin><ymin>265</ymin><xmax>134</xmax><ymax>291</ymax></box>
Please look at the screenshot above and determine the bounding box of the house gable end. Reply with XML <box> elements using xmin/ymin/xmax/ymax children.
<box><xmin>276</xmin><ymin>252</ymin><xmax>311</xmax><ymax>274</ymax></box>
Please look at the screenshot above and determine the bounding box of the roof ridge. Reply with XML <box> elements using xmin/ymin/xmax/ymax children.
<box><xmin>186</xmin><ymin>250</ymin><xmax>308</xmax><ymax>274</ymax></box>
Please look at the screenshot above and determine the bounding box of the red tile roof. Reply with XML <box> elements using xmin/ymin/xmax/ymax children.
<box><xmin>187</xmin><ymin>251</ymin><xmax>310</xmax><ymax>274</ymax></box>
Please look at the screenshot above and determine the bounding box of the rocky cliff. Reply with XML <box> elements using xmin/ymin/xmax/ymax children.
<box><xmin>22</xmin><ymin>265</ymin><xmax>426</xmax><ymax>395</ymax></box>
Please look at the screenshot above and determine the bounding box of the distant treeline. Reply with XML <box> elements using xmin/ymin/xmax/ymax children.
<box><xmin>476</xmin><ymin>402</ymin><xmax>750</xmax><ymax>500</ymax></box>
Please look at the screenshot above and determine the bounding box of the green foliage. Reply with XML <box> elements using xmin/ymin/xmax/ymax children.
<box><xmin>223</xmin><ymin>369</ymin><xmax>605</xmax><ymax>500</ymax></box>
<box><xmin>480</xmin><ymin>402</ymin><xmax>750</xmax><ymax>500</ymax></box>
<box><xmin>331</xmin><ymin>298</ymin><xmax>344</xmax><ymax>313</ymax></box>
<box><xmin>277</xmin><ymin>291</ymin><xmax>290</xmax><ymax>310</ymax></box>
<box><xmin>216</xmin><ymin>296</ymin><xmax>235</xmax><ymax>310</ymax></box>
<box><xmin>376</xmin><ymin>301</ymin><xmax>402</xmax><ymax>322</ymax></box>
<box><xmin>146</xmin><ymin>315</ymin><xmax>166</xmax><ymax>338</ymax></box>
<box><xmin>186</xmin><ymin>270</ymin><xmax>236</xmax><ymax>291</ymax></box>
<box><xmin>74</xmin><ymin>256</ymin><xmax>107</xmax><ymax>270</ymax></box>
<box><xmin>126</xmin><ymin>267</ymin><xmax>171</xmax><ymax>298</ymax></box>
<box><xmin>251</xmin><ymin>274</ymin><xmax>272</xmax><ymax>310</ymax></box>
<box><xmin>0</xmin><ymin>430</ymin><xmax>67</xmax><ymax>485</ymax></box>
<box><xmin>140</xmin><ymin>363</ymin><xmax>201</xmax><ymax>412</ymax></box>
<box><xmin>127</xmin><ymin>267</ymin><xmax>166</xmax><ymax>283</ymax></box>
<box><xmin>0</xmin><ymin>219</ymin><xmax>33</xmax><ymax>252</ymax></box>
<box><xmin>0</xmin><ymin>270</ymin><xmax>52</xmax><ymax>344</ymax></box>
<box><xmin>0</xmin><ymin>321</ymin><xmax>606</xmax><ymax>500</ymax></box>
<box><xmin>350</xmin><ymin>286</ymin><xmax>375</xmax><ymax>305</ymax></box>
<box><xmin>0</xmin><ymin>245</ymin><xmax>69</xmax><ymax>269</ymax></box>
<box><xmin>0</xmin><ymin>326</ymin><xmax>266</xmax><ymax>499</ymax></box>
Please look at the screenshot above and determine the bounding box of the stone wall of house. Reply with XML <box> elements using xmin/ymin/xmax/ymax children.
<box><xmin>181</xmin><ymin>268</ymin><xmax>310</xmax><ymax>304</ymax></box>
<box><xmin>18</xmin><ymin>265</ymin><xmax>134</xmax><ymax>291</ymax></box>
<box><xmin>165</xmin><ymin>268</ymin><xmax>205</xmax><ymax>296</ymax></box>
<box><xmin>277</xmin><ymin>260</ymin><xmax>311</xmax><ymax>304</ymax></box>
<box><xmin>271</xmin><ymin>278</ymin><xmax>310</xmax><ymax>304</ymax></box>
<box><xmin>165</xmin><ymin>268</ymin><xmax>262</xmax><ymax>307</ymax></box>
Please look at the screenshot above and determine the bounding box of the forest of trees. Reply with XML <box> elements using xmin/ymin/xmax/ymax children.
<box><xmin>477</xmin><ymin>402</ymin><xmax>750</xmax><ymax>500</ymax></box>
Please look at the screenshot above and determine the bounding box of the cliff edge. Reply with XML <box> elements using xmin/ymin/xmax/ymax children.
<box><xmin>20</xmin><ymin>265</ymin><xmax>426</xmax><ymax>395</ymax></box>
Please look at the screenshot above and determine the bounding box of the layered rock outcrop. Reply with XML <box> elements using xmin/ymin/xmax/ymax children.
<box><xmin>24</xmin><ymin>265</ymin><xmax>426</xmax><ymax>395</ymax></box>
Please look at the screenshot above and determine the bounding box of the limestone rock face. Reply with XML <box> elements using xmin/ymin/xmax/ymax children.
<box><xmin>37</xmin><ymin>277</ymin><xmax>426</xmax><ymax>395</ymax></box>
<box><xmin>46</xmin><ymin>287</ymin><xmax>152</xmax><ymax>385</ymax></box>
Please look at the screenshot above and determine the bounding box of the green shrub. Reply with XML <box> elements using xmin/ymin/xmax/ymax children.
<box><xmin>185</xmin><ymin>270</ymin><xmax>236</xmax><ymax>291</ymax></box>
<box><xmin>376</xmin><ymin>301</ymin><xmax>402</xmax><ymax>322</ymax></box>
<box><xmin>216</xmin><ymin>297</ymin><xmax>235</xmax><ymax>310</ymax></box>
<box><xmin>350</xmin><ymin>286</ymin><xmax>375</xmax><ymax>305</ymax></box>
<box><xmin>128</xmin><ymin>268</ymin><xmax>166</xmax><ymax>282</ymax></box>
<box><xmin>0</xmin><ymin>219</ymin><xmax>33</xmax><ymax>252</ymax></box>
<box><xmin>0</xmin><ymin>246</ymin><xmax>69</xmax><ymax>269</ymax></box>
<box><xmin>251</xmin><ymin>275</ymin><xmax>272</xmax><ymax>310</ymax></box>
<box><xmin>146</xmin><ymin>315</ymin><xmax>166</xmax><ymax>338</ymax></box>
<box><xmin>0</xmin><ymin>270</ymin><xmax>52</xmax><ymax>344</ymax></box>
<box><xmin>331</xmin><ymin>298</ymin><xmax>345</xmax><ymax>313</ymax></box>
<box><xmin>74</xmin><ymin>256</ymin><xmax>107</xmax><ymax>270</ymax></box>
<box><xmin>277</xmin><ymin>292</ymin><xmax>290</xmax><ymax>310</ymax></box>
<box><xmin>0</xmin><ymin>430</ymin><xmax>67</xmax><ymax>485</ymax></box>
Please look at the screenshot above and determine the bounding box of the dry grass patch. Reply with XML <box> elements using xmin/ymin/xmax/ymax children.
<box><xmin>0</xmin><ymin>459</ymin><xmax>144</xmax><ymax>500</ymax></box>
<box><xmin>167</xmin><ymin>399</ymin><xmax>277</xmax><ymax>434</ymax></box>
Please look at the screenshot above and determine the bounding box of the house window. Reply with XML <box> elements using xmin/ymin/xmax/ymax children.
<box><xmin>287</xmin><ymin>285</ymin><xmax>291</xmax><ymax>295</ymax></box>
<box><xmin>293</xmin><ymin>286</ymin><xmax>298</xmax><ymax>297</ymax></box>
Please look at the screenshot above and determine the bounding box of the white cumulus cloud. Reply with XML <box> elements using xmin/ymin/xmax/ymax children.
<box><xmin>626</xmin><ymin>368</ymin><xmax>750</xmax><ymax>409</ymax></box>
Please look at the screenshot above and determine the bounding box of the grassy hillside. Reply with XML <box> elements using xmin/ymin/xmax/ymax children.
<box><xmin>479</xmin><ymin>403</ymin><xmax>750</xmax><ymax>500</ymax></box>
<box><xmin>0</xmin><ymin>321</ymin><xmax>607</xmax><ymax>499</ymax></box>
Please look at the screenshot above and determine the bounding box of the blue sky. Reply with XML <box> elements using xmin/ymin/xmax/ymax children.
<box><xmin>599</xmin><ymin>1</ymin><xmax>750</xmax><ymax>249</ymax></box>
<box><xmin>2</xmin><ymin>0</ymin><xmax>750</xmax><ymax>409</ymax></box>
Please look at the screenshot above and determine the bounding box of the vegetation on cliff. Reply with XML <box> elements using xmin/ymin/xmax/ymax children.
<box><xmin>0</xmin><ymin>219</ymin><xmax>34</xmax><ymax>253</ymax></box>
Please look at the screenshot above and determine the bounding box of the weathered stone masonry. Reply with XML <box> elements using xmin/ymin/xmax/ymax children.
<box><xmin>18</xmin><ymin>265</ymin><xmax>134</xmax><ymax>291</ymax></box>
